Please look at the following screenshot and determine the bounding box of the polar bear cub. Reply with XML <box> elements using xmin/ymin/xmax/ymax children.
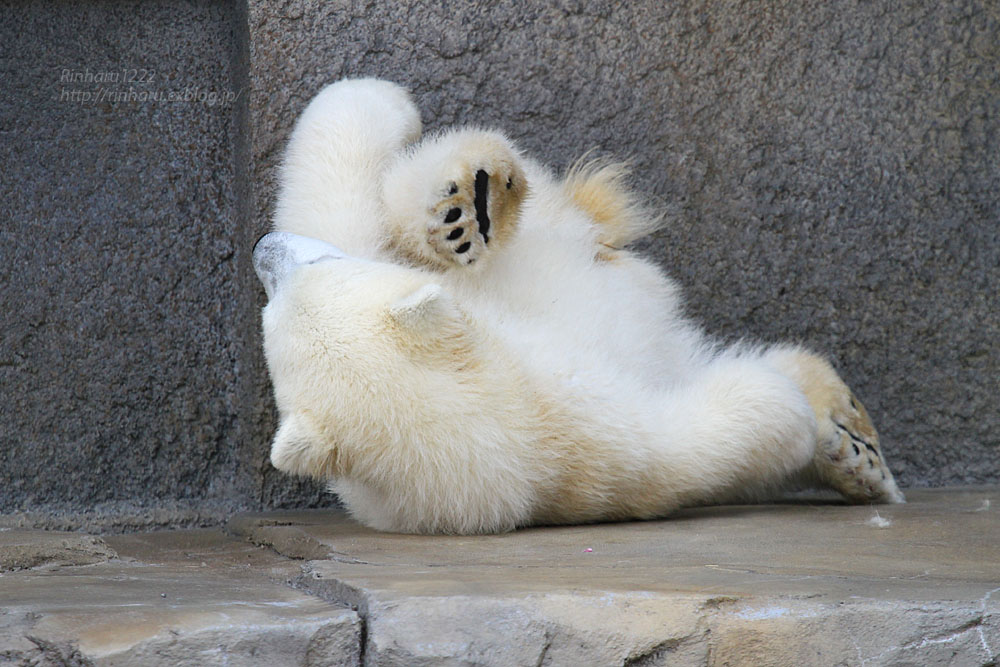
<box><xmin>256</xmin><ymin>78</ymin><xmax>904</xmax><ymax>535</ymax></box>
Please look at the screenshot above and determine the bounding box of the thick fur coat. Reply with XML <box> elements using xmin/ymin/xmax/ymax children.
<box><xmin>254</xmin><ymin>79</ymin><xmax>903</xmax><ymax>534</ymax></box>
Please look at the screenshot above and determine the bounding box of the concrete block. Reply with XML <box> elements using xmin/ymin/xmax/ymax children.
<box><xmin>0</xmin><ymin>2</ymin><xmax>262</xmax><ymax>515</ymax></box>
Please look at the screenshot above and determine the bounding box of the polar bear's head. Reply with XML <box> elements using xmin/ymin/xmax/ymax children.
<box><xmin>252</xmin><ymin>232</ymin><xmax>475</xmax><ymax>479</ymax></box>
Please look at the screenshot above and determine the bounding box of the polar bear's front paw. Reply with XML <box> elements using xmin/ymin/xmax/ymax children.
<box><xmin>767</xmin><ymin>348</ymin><xmax>905</xmax><ymax>504</ymax></box>
<box><xmin>425</xmin><ymin>170</ymin><xmax>504</xmax><ymax>266</ymax></box>
<box><xmin>384</xmin><ymin>130</ymin><xmax>527</xmax><ymax>270</ymax></box>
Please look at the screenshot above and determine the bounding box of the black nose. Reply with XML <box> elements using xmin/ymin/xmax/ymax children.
<box><xmin>252</xmin><ymin>232</ymin><xmax>270</xmax><ymax>256</ymax></box>
<box><xmin>252</xmin><ymin>232</ymin><xmax>348</xmax><ymax>300</ymax></box>
<box><xmin>252</xmin><ymin>232</ymin><xmax>290</xmax><ymax>299</ymax></box>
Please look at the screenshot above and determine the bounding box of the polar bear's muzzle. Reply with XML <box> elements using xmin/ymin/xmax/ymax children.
<box><xmin>253</xmin><ymin>232</ymin><xmax>346</xmax><ymax>299</ymax></box>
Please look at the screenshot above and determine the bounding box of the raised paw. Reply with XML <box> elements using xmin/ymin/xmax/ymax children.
<box><xmin>767</xmin><ymin>347</ymin><xmax>905</xmax><ymax>504</ymax></box>
<box><xmin>426</xmin><ymin>169</ymin><xmax>501</xmax><ymax>265</ymax></box>
<box><xmin>383</xmin><ymin>129</ymin><xmax>527</xmax><ymax>270</ymax></box>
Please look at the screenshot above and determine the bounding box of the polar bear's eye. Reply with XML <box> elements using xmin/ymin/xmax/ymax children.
<box><xmin>506</xmin><ymin>177</ymin><xmax>513</xmax><ymax>190</ymax></box>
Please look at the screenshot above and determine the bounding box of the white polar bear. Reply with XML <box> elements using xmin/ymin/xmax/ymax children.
<box><xmin>254</xmin><ymin>78</ymin><xmax>904</xmax><ymax>535</ymax></box>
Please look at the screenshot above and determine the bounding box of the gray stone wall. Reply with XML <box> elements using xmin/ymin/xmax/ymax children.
<box><xmin>0</xmin><ymin>0</ymin><xmax>268</xmax><ymax>524</ymax></box>
<box><xmin>3</xmin><ymin>0</ymin><xmax>997</xmax><ymax>525</ymax></box>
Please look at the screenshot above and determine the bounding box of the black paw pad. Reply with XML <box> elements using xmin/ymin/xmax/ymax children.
<box><xmin>444</xmin><ymin>208</ymin><xmax>462</xmax><ymax>223</ymax></box>
<box><xmin>456</xmin><ymin>242</ymin><xmax>471</xmax><ymax>254</ymax></box>
<box><xmin>473</xmin><ymin>169</ymin><xmax>491</xmax><ymax>244</ymax></box>
<box><xmin>447</xmin><ymin>228</ymin><xmax>464</xmax><ymax>241</ymax></box>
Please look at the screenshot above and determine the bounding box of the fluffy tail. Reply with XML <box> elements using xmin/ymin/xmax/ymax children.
<box><xmin>562</xmin><ymin>156</ymin><xmax>663</xmax><ymax>252</ymax></box>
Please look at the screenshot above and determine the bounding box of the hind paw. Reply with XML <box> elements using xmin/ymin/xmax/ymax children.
<box><xmin>384</xmin><ymin>130</ymin><xmax>527</xmax><ymax>270</ymax></box>
<box><xmin>816</xmin><ymin>387</ymin><xmax>905</xmax><ymax>504</ymax></box>
<box><xmin>768</xmin><ymin>348</ymin><xmax>905</xmax><ymax>504</ymax></box>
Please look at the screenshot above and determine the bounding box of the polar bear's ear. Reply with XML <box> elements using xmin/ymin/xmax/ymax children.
<box><xmin>388</xmin><ymin>283</ymin><xmax>456</xmax><ymax>332</ymax></box>
<box><xmin>271</xmin><ymin>413</ymin><xmax>323</xmax><ymax>477</ymax></box>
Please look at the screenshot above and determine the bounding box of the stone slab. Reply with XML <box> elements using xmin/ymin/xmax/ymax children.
<box><xmin>0</xmin><ymin>530</ymin><xmax>116</xmax><ymax>572</ymax></box>
<box><xmin>0</xmin><ymin>530</ymin><xmax>360</xmax><ymax>666</ymax></box>
<box><xmin>1</xmin><ymin>489</ymin><xmax>996</xmax><ymax>665</ymax></box>
<box><xmin>230</xmin><ymin>487</ymin><xmax>1000</xmax><ymax>666</ymax></box>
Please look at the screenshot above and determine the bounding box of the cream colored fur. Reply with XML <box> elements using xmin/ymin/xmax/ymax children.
<box><xmin>259</xmin><ymin>78</ymin><xmax>904</xmax><ymax>535</ymax></box>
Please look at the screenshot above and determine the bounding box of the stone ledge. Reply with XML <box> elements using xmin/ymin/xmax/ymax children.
<box><xmin>0</xmin><ymin>530</ymin><xmax>360</xmax><ymax>666</ymax></box>
<box><xmin>0</xmin><ymin>530</ymin><xmax>116</xmax><ymax>572</ymax></box>
<box><xmin>230</xmin><ymin>487</ymin><xmax>999</xmax><ymax>665</ymax></box>
<box><xmin>1</xmin><ymin>487</ymin><xmax>996</xmax><ymax>665</ymax></box>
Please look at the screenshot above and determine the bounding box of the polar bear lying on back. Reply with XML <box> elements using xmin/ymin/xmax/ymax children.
<box><xmin>254</xmin><ymin>78</ymin><xmax>904</xmax><ymax>535</ymax></box>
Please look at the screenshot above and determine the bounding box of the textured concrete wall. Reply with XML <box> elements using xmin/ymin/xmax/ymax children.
<box><xmin>0</xmin><ymin>0</ymin><xmax>265</xmax><ymax>523</ymax></box>
<box><xmin>248</xmin><ymin>0</ymin><xmax>998</xmax><ymax>491</ymax></box>
<box><xmin>3</xmin><ymin>0</ymin><xmax>997</xmax><ymax>524</ymax></box>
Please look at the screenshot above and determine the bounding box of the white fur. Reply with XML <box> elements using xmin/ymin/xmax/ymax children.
<box><xmin>274</xmin><ymin>79</ymin><xmax>421</xmax><ymax>259</ymax></box>
<box><xmin>260</xmin><ymin>79</ymin><xmax>901</xmax><ymax>534</ymax></box>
